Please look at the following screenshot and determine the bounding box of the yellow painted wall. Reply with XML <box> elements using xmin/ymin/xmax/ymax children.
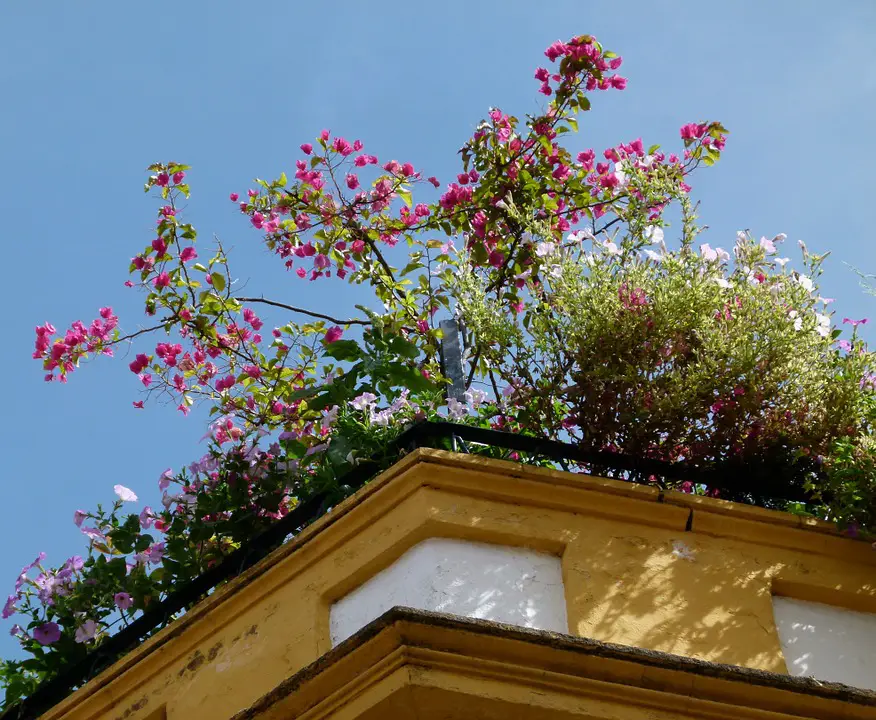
<box><xmin>44</xmin><ymin>450</ymin><xmax>876</xmax><ymax>720</ymax></box>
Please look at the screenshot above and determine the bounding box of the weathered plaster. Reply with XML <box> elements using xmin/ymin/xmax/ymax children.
<box><xmin>329</xmin><ymin>537</ymin><xmax>567</xmax><ymax>645</ymax></box>
<box><xmin>773</xmin><ymin>596</ymin><xmax>876</xmax><ymax>690</ymax></box>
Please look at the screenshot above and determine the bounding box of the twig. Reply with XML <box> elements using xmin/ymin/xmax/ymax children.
<box><xmin>236</xmin><ymin>296</ymin><xmax>370</xmax><ymax>326</ymax></box>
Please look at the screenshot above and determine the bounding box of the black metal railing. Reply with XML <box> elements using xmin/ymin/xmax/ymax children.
<box><xmin>1</xmin><ymin>420</ymin><xmax>820</xmax><ymax>719</ymax></box>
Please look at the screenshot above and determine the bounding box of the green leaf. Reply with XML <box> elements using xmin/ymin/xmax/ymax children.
<box><xmin>323</xmin><ymin>340</ymin><xmax>362</xmax><ymax>361</ymax></box>
<box><xmin>387</xmin><ymin>335</ymin><xmax>421</xmax><ymax>360</ymax></box>
<box><xmin>210</xmin><ymin>272</ymin><xmax>226</xmax><ymax>292</ymax></box>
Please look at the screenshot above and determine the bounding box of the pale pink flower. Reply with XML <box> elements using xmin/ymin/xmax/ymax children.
<box><xmin>114</xmin><ymin>592</ymin><xmax>133</xmax><ymax>610</ymax></box>
<box><xmin>114</xmin><ymin>484</ymin><xmax>138</xmax><ymax>503</ymax></box>
<box><xmin>74</xmin><ymin>619</ymin><xmax>98</xmax><ymax>644</ymax></box>
<box><xmin>700</xmin><ymin>244</ymin><xmax>718</xmax><ymax>262</ymax></box>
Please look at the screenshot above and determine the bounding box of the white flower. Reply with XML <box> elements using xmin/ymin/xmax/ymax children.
<box><xmin>815</xmin><ymin>313</ymin><xmax>831</xmax><ymax>337</ymax></box>
<box><xmin>604</xmin><ymin>241</ymin><xmax>620</xmax><ymax>256</ymax></box>
<box><xmin>796</xmin><ymin>274</ymin><xmax>814</xmax><ymax>293</ymax></box>
<box><xmin>773</xmin><ymin>233</ymin><xmax>787</xmax><ymax>244</ymax></box>
<box><xmin>700</xmin><ymin>243</ymin><xmax>718</xmax><ymax>262</ymax></box>
<box><xmin>390</xmin><ymin>390</ymin><xmax>410</xmax><ymax>413</ymax></box>
<box><xmin>715</xmin><ymin>247</ymin><xmax>730</xmax><ymax>263</ymax></box>
<box><xmin>614</xmin><ymin>162</ymin><xmax>628</xmax><ymax>186</ymax></box>
<box><xmin>464</xmin><ymin>388</ymin><xmax>488</xmax><ymax>408</ymax></box>
<box><xmin>736</xmin><ymin>230</ymin><xmax>748</xmax><ymax>244</ymax></box>
<box><xmin>643</xmin><ymin>249</ymin><xmax>663</xmax><ymax>263</ymax></box>
<box><xmin>113</xmin><ymin>485</ymin><xmax>138</xmax><ymax>503</ymax></box>
<box><xmin>350</xmin><ymin>392</ymin><xmax>377</xmax><ymax>411</ymax></box>
<box><xmin>446</xmin><ymin>398</ymin><xmax>468</xmax><ymax>419</ymax></box>
<box><xmin>323</xmin><ymin>405</ymin><xmax>339</xmax><ymax>426</ymax></box>
<box><xmin>535</xmin><ymin>241</ymin><xmax>556</xmax><ymax>258</ymax></box>
<box><xmin>794</xmin><ymin>317</ymin><xmax>803</xmax><ymax>331</ymax></box>
<box><xmin>370</xmin><ymin>409</ymin><xmax>393</xmax><ymax>427</ymax></box>
<box><xmin>759</xmin><ymin>236</ymin><xmax>776</xmax><ymax>254</ymax></box>
<box><xmin>549</xmin><ymin>264</ymin><xmax>563</xmax><ymax>278</ymax></box>
<box><xmin>568</xmin><ymin>229</ymin><xmax>595</xmax><ymax>243</ymax></box>
<box><xmin>774</xmin><ymin>257</ymin><xmax>790</xmax><ymax>268</ymax></box>
<box><xmin>715</xmin><ymin>278</ymin><xmax>732</xmax><ymax>289</ymax></box>
<box><xmin>644</xmin><ymin>226</ymin><xmax>664</xmax><ymax>245</ymax></box>
<box><xmin>74</xmin><ymin>620</ymin><xmax>98</xmax><ymax>644</ymax></box>
<box><xmin>817</xmin><ymin>296</ymin><xmax>835</xmax><ymax>305</ymax></box>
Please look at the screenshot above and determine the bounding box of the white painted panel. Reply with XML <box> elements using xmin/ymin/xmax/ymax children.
<box><xmin>772</xmin><ymin>596</ymin><xmax>876</xmax><ymax>690</ymax></box>
<box><xmin>330</xmin><ymin>538</ymin><xmax>567</xmax><ymax>646</ymax></box>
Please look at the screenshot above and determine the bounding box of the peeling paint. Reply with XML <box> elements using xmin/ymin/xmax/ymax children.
<box><xmin>671</xmin><ymin>540</ymin><xmax>696</xmax><ymax>561</ymax></box>
<box><xmin>111</xmin><ymin>694</ymin><xmax>148</xmax><ymax>720</ymax></box>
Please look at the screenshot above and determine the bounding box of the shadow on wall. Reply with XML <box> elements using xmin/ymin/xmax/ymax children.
<box><xmin>561</xmin><ymin>518</ymin><xmax>876</xmax><ymax>677</ymax></box>
<box><xmin>329</xmin><ymin>481</ymin><xmax>876</xmax><ymax>683</ymax></box>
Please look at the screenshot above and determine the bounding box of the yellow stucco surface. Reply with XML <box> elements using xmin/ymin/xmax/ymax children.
<box><xmin>42</xmin><ymin>450</ymin><xmax>876</xmax><ymax>720</ymax></box>
<box><xmin>231</xmin><ymin>612</ymin><xmax>876</xmax><ymax>720</ymax></box>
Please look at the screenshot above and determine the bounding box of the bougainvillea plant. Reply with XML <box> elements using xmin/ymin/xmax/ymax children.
<box><xmin>3</xmin><ymin>32</ymin><xmax>874</xmax><ymax>708</ymax></box>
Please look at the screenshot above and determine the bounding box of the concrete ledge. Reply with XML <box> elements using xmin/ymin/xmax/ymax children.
<box><xmin>233</xmin><ymin>607</ymin><xmax>876</xmax><ymax>720</ymax></box>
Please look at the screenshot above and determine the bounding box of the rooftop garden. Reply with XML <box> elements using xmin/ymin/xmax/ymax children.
<box><xmin>3</xmin><ymin>31</ymin><xmax>875</xmax><ymax>716</ymax></box>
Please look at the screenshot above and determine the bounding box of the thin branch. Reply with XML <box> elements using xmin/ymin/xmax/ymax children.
<box><xmin>111</xmin><ymin>321</ymin><xmax>172</xmax><ymax>345</ymax></box>
<box><xmin>236</xmin><ymin>296</ymin><xmax>371</xmax><ymax>326</ymax></box>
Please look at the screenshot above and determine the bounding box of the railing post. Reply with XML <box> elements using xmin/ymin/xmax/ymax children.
<box><xmin>440</xmin><ymin>319</ymin><xmax>466</xmax><ymax>401</ymax></box>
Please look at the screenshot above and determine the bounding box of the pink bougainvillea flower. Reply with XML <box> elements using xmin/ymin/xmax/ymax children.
<box><xmin>324</xmin><ymin>326</ymin><xmax>343</xmax><ymax>344</ymax></box>
<box><xmin>73</xmin><ymin>509</ymin><xmax>88</xmax><ymax>527</ymax></box>
<box><xmin>114</xmin><ymin>484</ymin><xmax>138</xmax><ymax>503</ymax></box>
<box><xmin>229</xmin><ymin>192</ymin><xmax>239</xmax><ymax>202</ymax></box>
<box><xmin>179</xmin><ymin>247</ymin><xmax>197</xmax><ymax>262</ymax></box>
<box><xmin>154</xmin><ymin>272</ymin><xmax>171</xmax><ymax>289</ymax></box>
<box><xmin>132</xmin><ymin>401</ymin><xmax>144</xmax><ymax>409</ymax></box>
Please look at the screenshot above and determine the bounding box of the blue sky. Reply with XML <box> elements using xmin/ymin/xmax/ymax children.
<box><xmin>1</xmin><ymin>1</ymin><xmax>874</xmax><ymax>659</ymax></box>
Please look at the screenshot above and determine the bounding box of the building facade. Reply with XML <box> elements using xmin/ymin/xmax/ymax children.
<box><xmin>37</xmin><ymin>449</ymin><xmax>876</xmax><ymax>719</ymax></box>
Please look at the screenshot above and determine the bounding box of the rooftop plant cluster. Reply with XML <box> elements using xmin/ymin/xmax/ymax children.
<box><xmin>3</xmin><ymin>32</ymin><xmax>874</xmax><ymax>709</ymax></box>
